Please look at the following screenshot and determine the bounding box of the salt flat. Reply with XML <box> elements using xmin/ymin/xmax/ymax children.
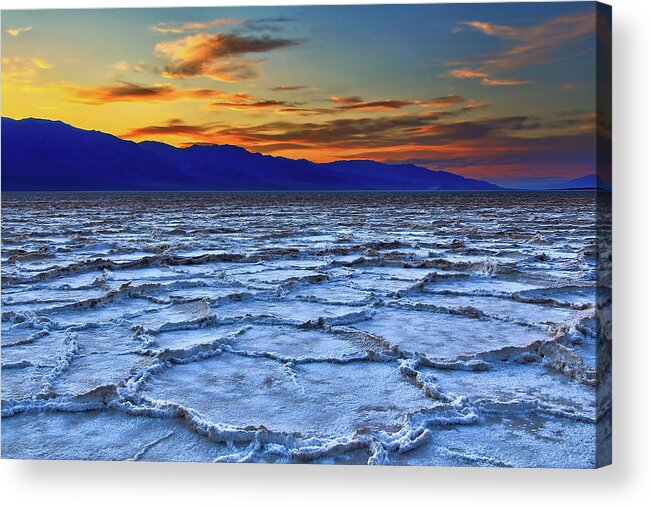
<box><xmin>1</xmin><ymin>191</ymin><xmax>609</xmax><ymax>466</ymax></box>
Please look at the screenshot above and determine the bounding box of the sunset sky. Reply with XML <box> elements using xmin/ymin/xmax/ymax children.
<box><xmin>2</xmin><ymin>3</ymin><xmax>605</xmax><ymax>187</ymax></box>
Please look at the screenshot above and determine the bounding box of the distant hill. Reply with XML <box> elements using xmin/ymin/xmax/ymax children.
<box><xmin>549</xmin><ymin>174</ymin><xmax>612</xmax><ymax>191</ymax></box>
<box><xmin>1</xmin><ymin>117</ymin><xmax>503</xmax><ymax>192</ymax></box>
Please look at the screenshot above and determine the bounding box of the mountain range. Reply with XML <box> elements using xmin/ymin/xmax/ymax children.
<box><xmin>1</xmin><ymin>117</ymin><xmax>504</xmax><ymax>192</ymax></box>
<box><xmin>546</xmin><ymin>174</ymin><xmax>612</xmax><ymax>191</ymax></box>
<box><xmin>1</xmin><ymin>117</ymin><xmax>607</xmax><ymax>192</ymax></box>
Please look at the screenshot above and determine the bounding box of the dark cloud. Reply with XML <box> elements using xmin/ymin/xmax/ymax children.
<box><xmin>102</xmin><ymin>83</ymin><xmax>173</xmax><ymax>98</ymax></box>
<box><xmin>329</xmin><ymin>94</ymin><xmax>466</xmax><ymax>111</ymax></box>
<box><xmin>383</xmin><ymin>133</ymin><xmax>596</xmax><ymax>168</ymax></box>
<box><xmin>336</xmin><ymin>99</ymin><xmax>414</xmax><ymax>111</ymax></box>
<box><xmin>120</xmin><ymin>109</ymin><xmax>598</xmax><ymax>184</ymax></box>
<box><xmin>69</xmin><ymin>82</ymin><xmax>226</xmax><ymax>104</ymax></box>
<box><xmin>417</xmin><ymin>94</ymin><xmax>467</xmax><ymax>107</ymax></box>
<box><xmin>214</xmin><ymin>112</ymin><xmax>528</xmax><ymax>149</ymax></box>
<box><xmin>275</xmin><ymin>107</ymin><xmax>334</xmax><ymax>116</ymax></box>
<box><xmin>122</xmin><ymin>119</ymin><xmax>217</xmax><ymax>139</ymax></box>
<box><xmin>361</xmin><ymin>131</ymin><xmax>598</xmax><ymax>185</ymax></box>
<box><xmin>481</xmin><ymin>78</ymin><xmax>531</xmax><ymax>86</ymax></box>
<box><xmin>241</xmin><ymin>17</ymin><xmax>296</xmax><ymax>33</ymax></box>
<box><xmin>155</xmin><ymin>32</ymin><xmax>302</xmax><ymax>81</ymax></box>
<box><xmin>330</xmin><ymin>96</ymin><xmax>364</xmax><ymax>105</ymax></box>
<box><xmin>210</xmin><ymin>99</ymin><xmax>290</xmax><ymax>110</ymax></box>
<box><xmin>272</xmin><ymin>85</ymin><xmax>308</xmax><ymax>91</ymax></box>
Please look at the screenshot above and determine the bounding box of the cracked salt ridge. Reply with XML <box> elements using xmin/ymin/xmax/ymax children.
<box><xmin>156</xmin><ymin>284</ymin><xmax>257</xmax><ymax>303</ymax></box>
<box><xmin>35</xmin><ymin>298</ymin><xmax>155</xmax><ymax>326</ymax></box>
<box><xmin>392</xmin><ymin>414</ymin><xmax>596</xmax><ymax>468</ymax></box>
<box><xmin>287</xmin><ymin>283</ymin><xmax>374</xmax><ymax>306</ymax></box>
<box><xmin>234</xmin><ymin>268</ymin><xmax>327</xmax><ymax>285</ymax></box>
<box><xmin>2</xmin><ymin>252</ymin><xmax>246</xmax><ymax>286</ymax></box>
<box><xmin>213</xmin><ymin>298</ymin><xmax>376</xmax><ymax>326</ymax></box>
<box><xmin>418</xmin><ymin>275</ymin><xmax>551</xmax><ymax>297</ymax></box>
<box><xmin>126</xmin><ymin>300</ymin><xmax>217</xmax><ymax>333</ymax></box>
<box><xmin>47</xmin><ymin>351</ymin><xmax>153</xmax><ymax>398</ymax></box>
<box><xmin>2</xmin><ymin>191</ymin><xmax>600</xmax><ymax>466</ymax></box>
<box><xmin>132</xmin><ymin>352</ymin><xmax>476</xmax><ymax>464</ymax></box>
<box><xmin>2</xmin><ymin>287</ymin><xmax>108</xmax><ymax>313</ymax></box>
<box><xmin>21</xmin><ymin>283</ymin><xmax>215</xmax><ymax>328</ymax></box>
<box><xmin>0</xmin><ymin>322</ymin><xmax>463</xmax><ymax>464</ymax></box>
<box><xmin>224</xmin><ymin>324</ymin><xmax>386</xmax><ymax>361</ymax></box>
<box><xmin>415</xmin><ymin>275</ymin><xmax>596</xmax><ymax>310</ymax></box>
<box><xmin>513</xmin><ymin>286</ymin><xmax>596</xmax><ymax>309</ymax></box>
<box><xmin>1</xmin><ymin>320</ymin><xmax>49</xmax><ymax>346</ymax></box>
<box><xmin>150</xmin><ymin>324</ymin><xmax>246</xmax><ymax>351</ymax></box>
<box><xmin>400</xmin><ymin>293</ymin><xmax>590</xmax><ymax>326</ymax></box>
<box><xmin>2</xmin><ymin>329</ymin><xmax>69</xmax><ymax>367</ymax></box>
<box><xmin>350</xmin><ymin>307</ymin><xmax>551</xmax><ymax>361</ymax></box>
<box><xmin>420</xmin><ymin>358</ymin><xmax>594</xmax><ymax>420</ymax></box>
<box><xmin>1</xmin><ymin>321</ymin><xmax>151</xmax><ymax>400</ymax></box>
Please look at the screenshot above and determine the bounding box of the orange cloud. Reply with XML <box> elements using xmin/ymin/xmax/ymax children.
<box><xmin>330</xmin><ymin>96</ymin><xmax>363</xmax><ymax>105</ymax></box>
<box><xmin>329</xmin><ymin>95</ymin><xmax>465</xmax><ymax>112</ymax></box>
<box><xmin>416</xmin><ymin>94</ymin><xmax>466</xmax><ymax>108</ymax></box>
<box><xmin>111</xmin><ymin>61</ymin><xmax>147</xmax><ymax>73</ymax></box>
<box><xmin>451</xmin><ymin>11</ymin><xmax>595</xmax><ymax>86</ymax></box>
<box><xmin>481</xmin><ymin>78</ymin><xmax>531</xmax><ymax>86</ymax></box>
<box><xmin>122</xmin><ymin>119</ymin><xmax>218</xmax><ymax>141</ymax></box>
<box><xmin>210</xmin><ymin>98</ymin><xmax>289</xmax><ymax>110</ymax></box>
<box><xmin>203</xmin><ymin>113</ymin><xmax>529</xmax><ymax>152</ymax></box>
<box><xmin>461</xmin><ymin>101</ymin><xmax>490</xmax><ymax>112</ymax></box>
<box><xmin>332</xmin><ymin>98</ymin><xmax>413</xmax><ymax>111</ymax></box>
<box><xmin>275</xmin><ymin>107</ymin><xmax>331</xmax><ymax>116</ymax></box>
<box><xmin>448</xmin><ymin>68</ymin><xmax>488</xmax><ymax>79</ymax></box>
<box><xmin>272</xmin><ymin>85</ymin><xmax>307</xmax><ymax>91</ymax></box>
<box><xmin>116</xmin><ymin>108</ymin><xmax>597</xmax><ymax>183</ymax></box>
<box><xmin>459</xmin><ymin>21</ymin><xmax>519</xmax><ymax>38</ymax></box>
<box><xmin>155</xmin><ymin>31</ymin><xmax>301</xmax><ymax>82</ymax></box>
<box><xmin>67</xmin><ymin>81</ymin><xmax>227</xmax><ymax>104</ymax></box>
<box><xmin>467</xmin><ymin>11</ymin><xmax>595</xmax><ymax>72</ymax></box>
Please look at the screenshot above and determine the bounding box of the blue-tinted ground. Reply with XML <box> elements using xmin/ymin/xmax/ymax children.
<box><xmin>1</xmin><ymin>191</ymin><xmax>608</xmax><ymax>467</ymax></box>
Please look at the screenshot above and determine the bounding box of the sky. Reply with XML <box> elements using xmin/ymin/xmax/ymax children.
<box><xmin>1</xmin><ymin>2</ymin><xmax>607</xmax><ymax>187</ymax></box>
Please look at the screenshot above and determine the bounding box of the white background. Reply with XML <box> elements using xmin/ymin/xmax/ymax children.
<box><xmin>0</xmin><ymin>0</ymin><xmax>649</xmax><ymax>506</ymax></box>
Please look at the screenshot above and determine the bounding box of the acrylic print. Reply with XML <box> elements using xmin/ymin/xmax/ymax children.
<box><xmin>0</xmin><ymin>2</ymin><xmax>611</xmax><ymax>467</ymax></box>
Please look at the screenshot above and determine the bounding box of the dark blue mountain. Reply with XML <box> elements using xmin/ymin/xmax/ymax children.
<box><xmin>549</xmin><ymin>174</ymin><xmax>612</xmax><ymax>191</ymax></box>
<box><xmin>1</xmin><ymin>117</ymin><xmax>503</xmax><ymax>191</ymax></box>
